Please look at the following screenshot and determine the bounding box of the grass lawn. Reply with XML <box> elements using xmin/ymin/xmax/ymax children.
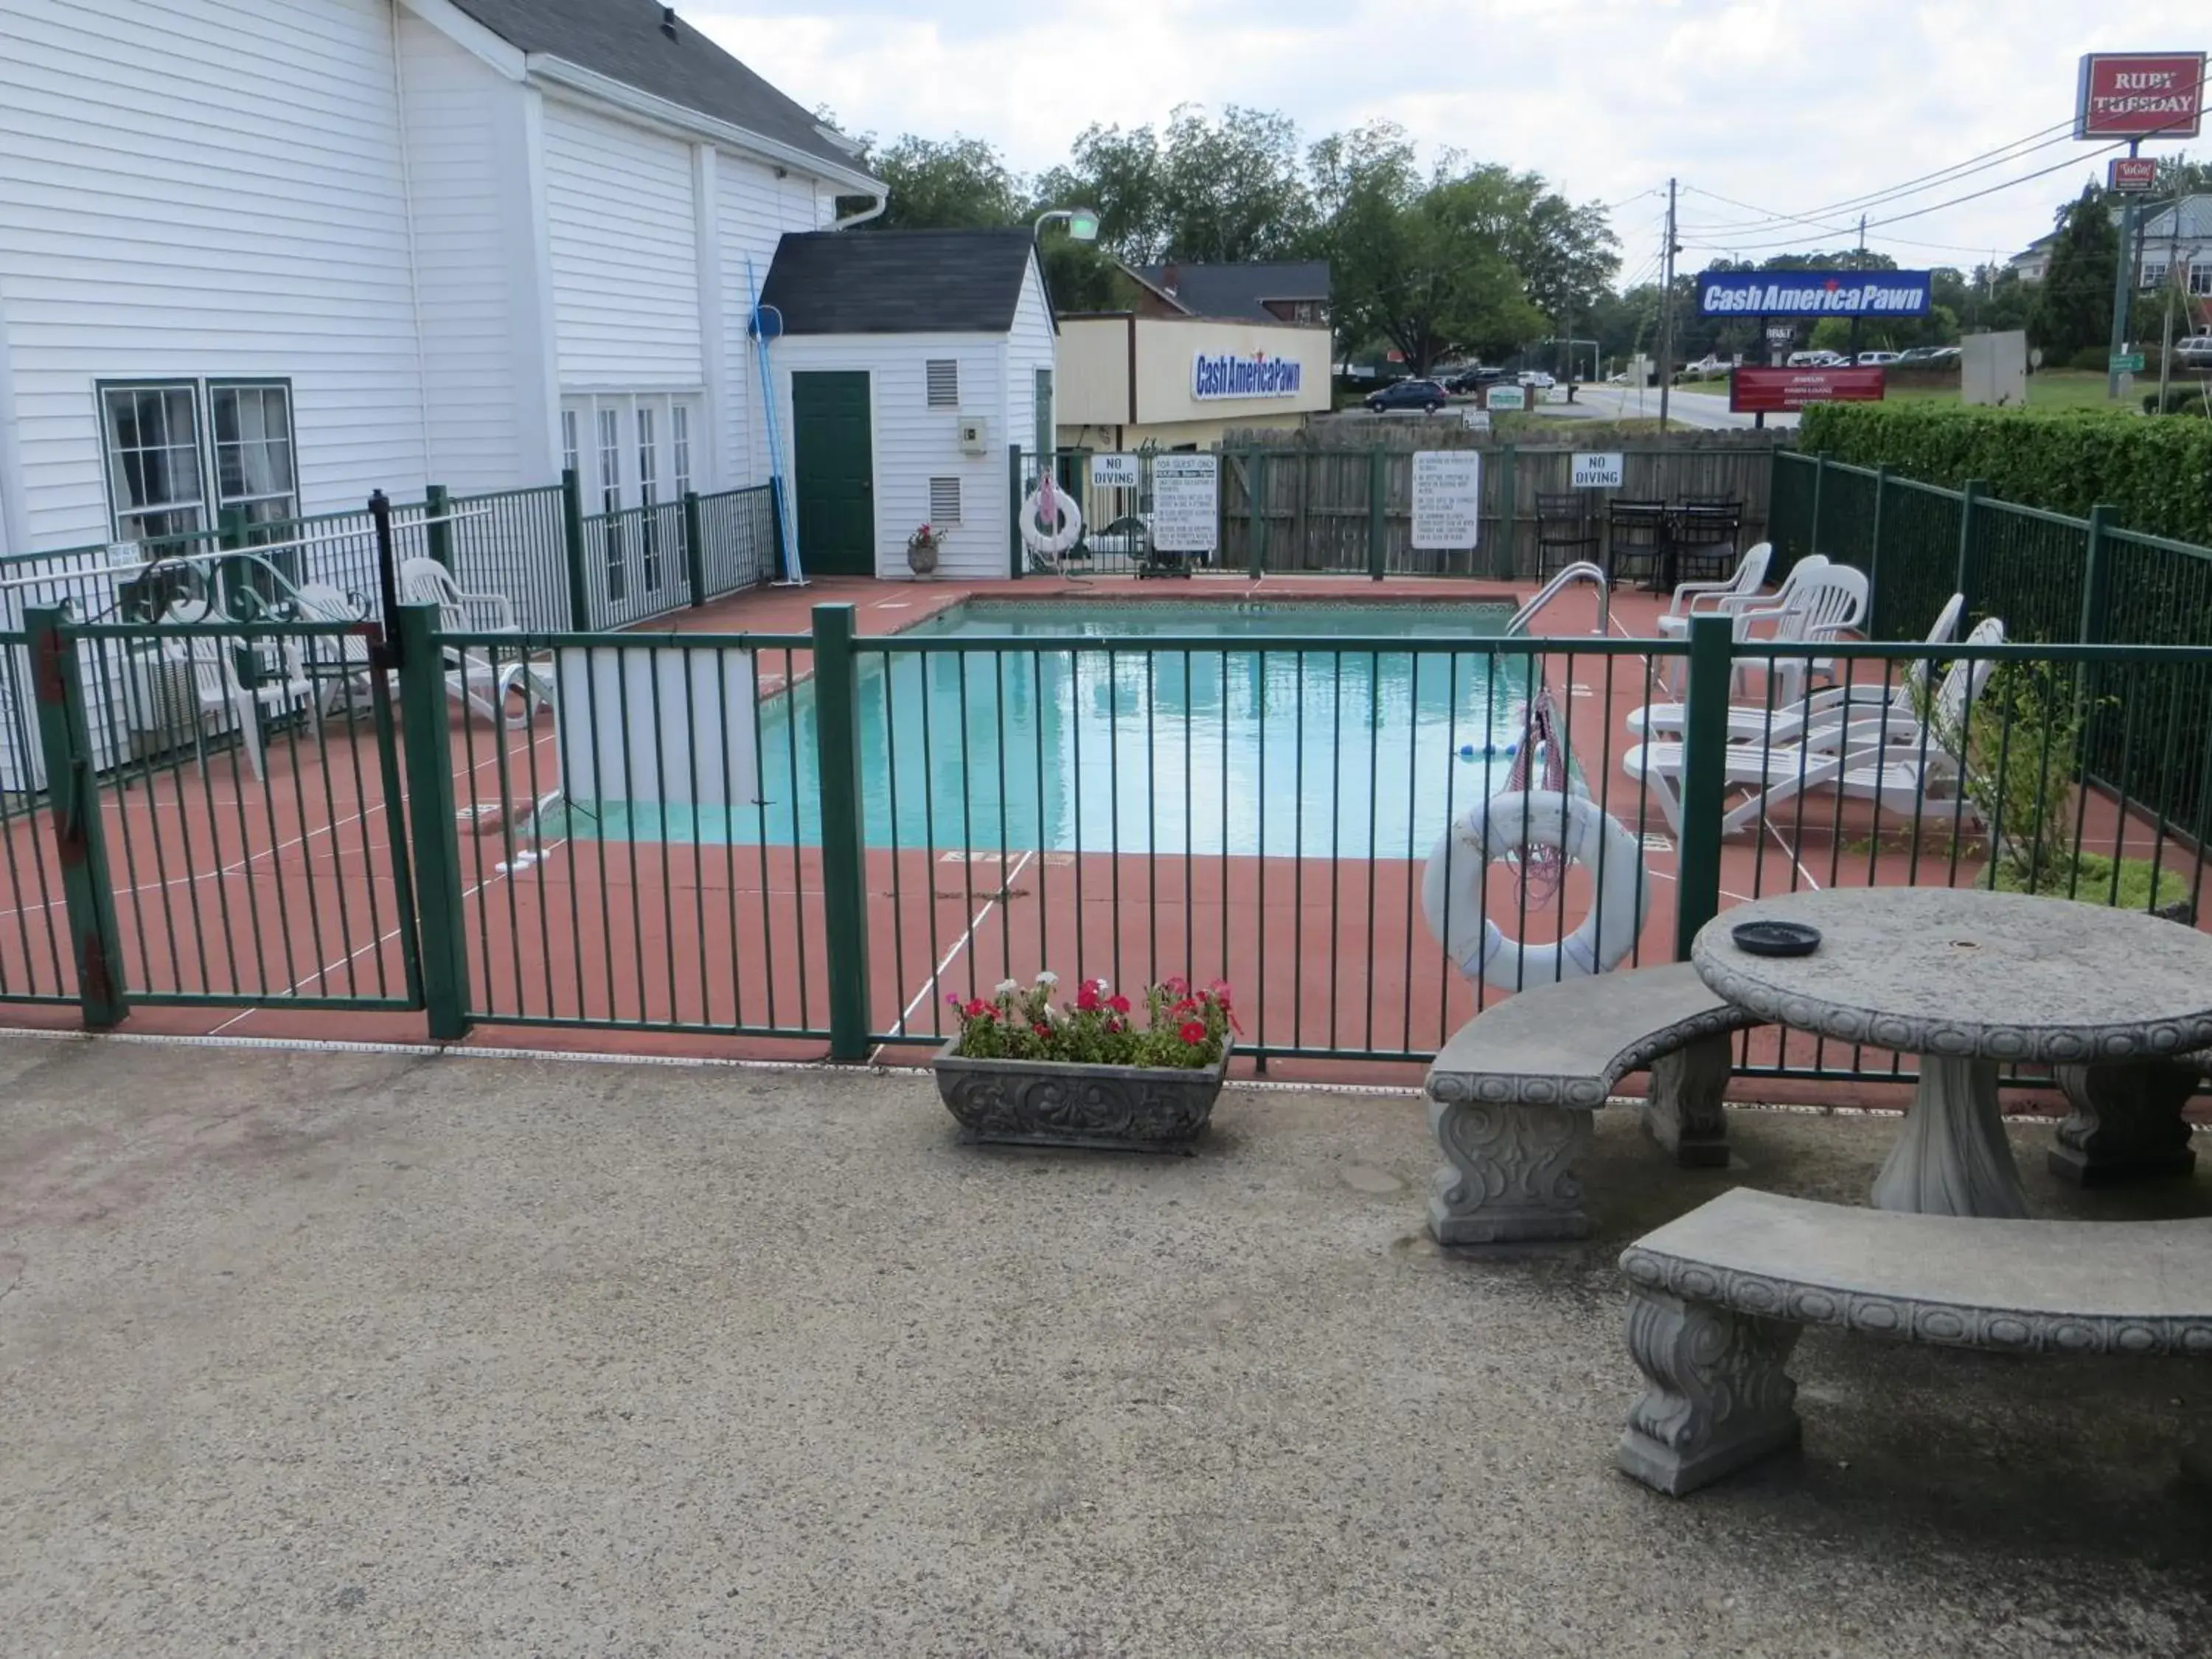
<box><xmin>1877</xmin><ymin>368</ymin><xmax>2140</xmax><ymax>415</ymax></box>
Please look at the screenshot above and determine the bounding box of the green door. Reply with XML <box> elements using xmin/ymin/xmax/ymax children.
<box><xmin>791</xmin><ymin>371</ymin><xmax>874</xmax><ymax>576</ymax></box>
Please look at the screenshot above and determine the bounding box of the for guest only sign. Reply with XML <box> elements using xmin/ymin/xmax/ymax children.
<box><xmin>2076</xmin><ymin>52</ymin><xmax>2206</xmax><ymax>140</ymax></box>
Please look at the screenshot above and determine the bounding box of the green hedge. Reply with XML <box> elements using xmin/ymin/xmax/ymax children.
<box><xmin>1796</xmin><ymin>403</ymin><xmax>2212</xmax><ymax>543</ymax></box>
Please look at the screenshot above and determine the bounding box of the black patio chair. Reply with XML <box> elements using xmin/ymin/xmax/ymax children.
<box><xmin>1606</xmin><ymin>498</ymin><xmax>1669</xmax><ymax>588</ymax></box>
<box><xmin>1669</xmin><ymin>498</ymin><xmax>1743</xmax><ymax>585</ymax></box>
<box><xmin>1534</xmin><ymin>493</ymin><xmax>1599</xmax><ymax>578</ymax></box>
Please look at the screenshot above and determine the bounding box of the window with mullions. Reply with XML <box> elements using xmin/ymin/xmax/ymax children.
<box><xmin>598</xmin><ymin>406</ymin><xmax>627</xmax><ymax>602</ymax></box>
<box><xmin>2193</xmin><ymin>263</ymin><xmax>2212</xmax><ymax>296</ymax></box>
<box><xmin>101</xmin><ymin>383</ymin><xmax>207</xmax><ymax>547</ymax></box>
<box><xmin>638</xmin><ymin>405</ymin><xmax>662</xmax><ymax>593</ymax></box>
<box><xmin>209</xmin><ymin>383</ymin><xmax>297</xmax><ymax>534</ymax></box>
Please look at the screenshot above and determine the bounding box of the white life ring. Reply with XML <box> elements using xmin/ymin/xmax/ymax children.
<box><xmin>1020</xmin><ymin>487</ymin><xmax>1084</xmax><ymax>557</ymax></box>
<box><xmin>1420</xmin><ymin>790</ymin><xmax>1649</xmax><ymax>992</ymax></box>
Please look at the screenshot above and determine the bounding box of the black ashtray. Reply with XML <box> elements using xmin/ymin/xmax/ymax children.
<box><xmin>1732</xmin><ymin>920</ymin><xmax>1821</xmax><ymax>958</ymax></box>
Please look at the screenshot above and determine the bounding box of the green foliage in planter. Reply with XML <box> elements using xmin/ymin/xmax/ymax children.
<box><xmin>1953</xmin><ymin>658</ymin><xmax>2193</xmax><ymax>913</ymax></box>
<box><xmin>950</xmin><ymin>973</ymin><xmax>1233</xmax><ymax>1068</ymax></box>
<box><xmin>1797</xmin><ymin>403</ymin><xmax>2212</xmax><ymax>546</ymax></box>
<box><xmin>1989</xmin><ymin>850</ymin><xmax>2194</xmax><ymax>911</ymax></box>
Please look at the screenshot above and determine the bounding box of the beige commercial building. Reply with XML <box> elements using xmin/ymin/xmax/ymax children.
<box><xmin>1054</xmin><ymin>312</ymin><xmax>1332</xmax><ymax>449</ymax></box>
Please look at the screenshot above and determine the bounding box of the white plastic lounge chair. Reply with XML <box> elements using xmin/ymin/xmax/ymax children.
<box><xmin>1654</xmin><ymin>542</ymin><xmax>1774</xmax><ymax>641</ymax></box>
<box><xmin>1623</xmin><ymin>618</ymin><xmax>2000</xmax><ymax>835</ymax></box>
<box><xmin>1629</xmin><ymin>592</ymin><xmax>1969</xmax><ymax>747</ymax></box>
<box><xmin>168</xmin><ymin>630</ymin><xmax>317</xmax><ymax>782</ymax></box>
<box><xmin>398</xmin><ymin>557</ymin><xmax>549</xmax><ymax>728</ymax></box>
<box><xmin>289</xmin><ymin>581</ymin><xmax>381</xmax><ymax>717</ymax></box>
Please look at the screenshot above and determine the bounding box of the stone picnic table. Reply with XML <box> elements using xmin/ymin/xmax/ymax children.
<box><xmin>1692</xmin><ymin>888</ymin><xmax>2212</xmax><ymax>1219</ymax></box>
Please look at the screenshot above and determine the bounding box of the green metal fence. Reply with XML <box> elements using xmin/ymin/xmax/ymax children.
<box><xmin>1770</xmin><ymin>448</ymin><xmax>2212</xmax><ymax>835</ymax></box>
<box><xmin>4</xmin><ymin>597</ymin><xmax>2210</xmax><ymax>1107</ymax></box>
<box><xmin>447</xmin><ymin>484</ymin><xmax>569</xmax><ymax>632</ymax></box>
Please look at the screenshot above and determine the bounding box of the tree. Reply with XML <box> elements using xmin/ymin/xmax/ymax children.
<box><xmin>1035</xmin><ymin>105</ymin><xmax>1315</xmax><ymax>265</ymax></box>
<box><xmin>856</xmin><ymin>134</ymin><xmax>1027</xmax><ymax>232</ymax></box>
<box><xmin>2031</xmin><ymin>184</ymin><xmax>2118</xmax><ymax>356</ymax></box>
<box><xmin>1309</xmin><ymin>125</ymin><xmax>1548</xmax><ymax>372</ymax></box>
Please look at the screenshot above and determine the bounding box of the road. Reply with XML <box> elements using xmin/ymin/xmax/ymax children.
<box><xmin>1566</xmin><ymin>382</ymin><xmax>1800</xmax><ymax>431</ymax></box>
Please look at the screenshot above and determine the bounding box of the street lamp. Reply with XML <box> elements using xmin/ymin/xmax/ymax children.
<box><xmin>1034</xmin><ymin>207</ymin><xmax>1101</xmax><ymax>242</ymax></box>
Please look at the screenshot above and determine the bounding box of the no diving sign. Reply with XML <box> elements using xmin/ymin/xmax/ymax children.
<box><xmin>1571</xmin><ymin>452</ymin><xmax>1624</xmax><ymax>489</ymax></box>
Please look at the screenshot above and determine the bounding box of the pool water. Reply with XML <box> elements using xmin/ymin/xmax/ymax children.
<box><xmin>549</xmin><ymin>598</ymin><xmax>1551</xmax><ymax>858</ymax></box>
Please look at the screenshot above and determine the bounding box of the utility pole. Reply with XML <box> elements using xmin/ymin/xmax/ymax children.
<box><xmin>2159</xmin><ymin>209</ymin><xmax>2182</xmax><ymax>411</ymax></box>
<box><xmin>1846</xmin><ymin>212</ymin><xmax>1868</xmax><ymax>359</ymax></box>
<box><xmin>2107</xmin><ymin>141</ymin><xmax>2142</xmax><ymax>401</ymax></box>
<box><xmin>1658</xmin><ymin>177</ymin><xmax>1678</xmax><ymax>432</ymax></box>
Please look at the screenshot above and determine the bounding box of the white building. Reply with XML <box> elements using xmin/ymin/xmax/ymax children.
<box><xmin>2135</xmin><ymin>195</ymin><xmax>2212</xmax><ymax>298</ymax></box>
<box><xmin>0</xmin><ymin>0</ymin><xmax>885</xmax><ymax>564</ymax></box>
<box><xmin>755</xmin><ymin>229</ymin><xmax>1055</xmax><ymax>582</ymax></box>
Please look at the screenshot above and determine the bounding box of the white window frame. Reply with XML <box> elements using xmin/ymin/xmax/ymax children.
<box><xmin>100</xmin><ymin>378</ymin><xmax>299</xmax><ymax>549</ymax></box>
<box><xmin>2191</xmin><ymin>263</ymin><xmax>2212</xmax><ymax>296</ymax></box>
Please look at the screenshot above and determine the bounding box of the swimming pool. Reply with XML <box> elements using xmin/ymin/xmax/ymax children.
<box><xmin>550</xmin><ymin>597</ymin><xmax>1548</xmax><ymax>858</ymax></box>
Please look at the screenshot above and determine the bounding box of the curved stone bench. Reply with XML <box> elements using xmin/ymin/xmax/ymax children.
<box><xmin>1615</xmin><ymin>1187</ymin><xmax>2212</xmax><ymax>1495</ymax></box>
<box><xmin>1424</xmin><ymin>963</ymin><xmax>1761</xmax><ymax>1244</ymax></box>
<box><xmin>2049</xmin><ymin>1045</ymin><xmax>2211</xmax><ymax>1188</ymax></box>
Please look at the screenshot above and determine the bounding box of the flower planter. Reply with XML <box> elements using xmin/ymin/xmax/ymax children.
<box><xmin>932</xmin><ymin>1038</ymin><xmax>1230</xmax><ymax>1153</ymax></box>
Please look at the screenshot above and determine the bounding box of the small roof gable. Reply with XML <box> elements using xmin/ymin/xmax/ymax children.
<box><xmin>758</xmin><ymin>229</ymin><xmax>1041</xmax><ymax>335</ymax></box>
<box><xmin>1131</xmin><ymin>260</ymin><xmax>1332</xmax><ymax>322</ymax></box>
<box><xmin>2141</xmin><ymin>194</ymin><xmax>2212</xmax><ymax>242</ymax></box>
<box><xmin>446</xmin><ymin>0</ymin><xmax>866</xmax><ymax>180</ymax></box>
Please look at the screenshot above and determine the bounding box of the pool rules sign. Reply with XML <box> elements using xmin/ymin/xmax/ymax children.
<box><xmin>1411</xmin><ymin>451</ymin><xmax>1482</xmax><ymax>549</ymax></box>
<box><xmin>1150</xmin><ymin>454</ymin><xmax>1220</xmax><ymax>553</ymax></box>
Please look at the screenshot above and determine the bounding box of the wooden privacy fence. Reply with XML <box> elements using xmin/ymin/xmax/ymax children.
<box><xmin>1207</xmin><ymin>431</ymin><xmax>1782</xmax><ymax>580</ymax></box>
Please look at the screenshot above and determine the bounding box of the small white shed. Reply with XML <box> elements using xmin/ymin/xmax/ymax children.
<box><xmin>757</xmin><ymin>229</ymin><xmax>1056</xmax><ymax>582</ymax></box>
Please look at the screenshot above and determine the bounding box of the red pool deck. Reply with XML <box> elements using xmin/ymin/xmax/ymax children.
<box><xmin>2</xmin><ymin>573</ymin><xmax>2204</xmax><ymax>1118</ymax></box>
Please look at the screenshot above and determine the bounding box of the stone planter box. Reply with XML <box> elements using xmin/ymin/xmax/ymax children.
<box><xmin>931</xmin><ymin>1038</ymin><xmax>1230</xmax><ymax>1152</ymax></box>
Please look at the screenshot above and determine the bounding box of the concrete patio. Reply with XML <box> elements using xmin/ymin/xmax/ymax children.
<box><xmin>2</xmin><ymin>1033</ymin><xmax>2208</xmax><ymax>1655</ymax></box>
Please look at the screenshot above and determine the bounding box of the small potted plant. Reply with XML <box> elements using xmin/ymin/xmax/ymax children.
<box><xmin>933</xmin><ymin>973</ymin><xmax>1235</xmax><ymax>1152</ymax></box>
<box><xmin>906</xmin><ymin>522</ymin><xmax>942</xmax><ymax>574</ymax></box>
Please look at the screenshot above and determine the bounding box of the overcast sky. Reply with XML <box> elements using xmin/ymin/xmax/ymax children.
<box><xmin>693</xmin><ymin>1</ymin><xmax>2206</xmax><ymax>278</ymax></box>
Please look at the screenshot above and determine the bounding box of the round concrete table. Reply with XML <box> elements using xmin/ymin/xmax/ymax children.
<box><xmin>1691</xmin><ymin>888</ymin><xmax>2212</xmax><ymax>1219</ymax></box>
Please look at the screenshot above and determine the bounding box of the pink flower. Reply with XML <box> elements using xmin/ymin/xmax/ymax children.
<box><xmin>1164</xmin><ymin>975</ymin><xmax>1189</xmax><ymax>998</ymax></box>
<box><xmin>1207</xmin><ymin>979</ymin><xmax>1234</xmax><ymax>1005</ymax></box>
<box><xmin>1179</xmin><ymin>1020</ymin><xmax>1206</xmax><ymax>1045</ymax></box>
<box><xmin>1172</xmin><ymin>996</ymin><xmax>1198</xmax><ymax>1016</ymax></box>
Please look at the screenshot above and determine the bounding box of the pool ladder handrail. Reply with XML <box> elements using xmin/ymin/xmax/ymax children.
<box><xmin>1506</xmin><ymin>562</ymin><xmax>1610</xmax><ymax>636</ymax></box>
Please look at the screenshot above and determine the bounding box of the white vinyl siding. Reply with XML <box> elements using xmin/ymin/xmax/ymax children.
<box><xmin>928</xmin><ymin>476</ymin><xmax>962</xmax><ymax>524</ymax></box>
<box><xmin>772</xmin><ymin>334</ymin><xmax>1013</xmax><ymax>581</ymax></box>
<box><xmin>925</xmin><ymin>360</ymin><xmax>960</xmax><ymax>408</ymax></box>
<box><xmin>0</xmin><ymin>0</ymin><xmax>428</xmax><ymax>549</ymax></box>
<box><xmin>543</xmin><ymin>100</ymin><xmax>700</xmax><ymax>386</ymax></box>
<box><xmin>717</xmin><ymin>155</ymin><xmax>835</xmax><ymax>490</ymax></box>
<box><xmin>1006</xmin><ymin>257</ymin><xmax>1058</xmax><ymax>474</ymax></box>
<box><xmin>397</xmin><ymin>10</ymin><xmax>532</xmax><ymax>491</ymax></box>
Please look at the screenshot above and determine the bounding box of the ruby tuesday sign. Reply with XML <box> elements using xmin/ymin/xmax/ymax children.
<box><xmin>1697</xmin><ymin>271</ymin><xmax>1933</xmax><ymax>317</ymax></box>
<box><xmin>2076</xmin><ymin>52</ymin><xmax>2206</xmax><ymax>139</ymax></box>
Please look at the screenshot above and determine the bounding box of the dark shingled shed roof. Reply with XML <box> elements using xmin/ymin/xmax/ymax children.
<box><xmin>757</xmin><ymin>229</ymin><xmax>1042</xmax><ymax>335</ymax></box>
<box><xmin>448</xmin><ymin>0</ymin><xmax>870</xmax><ymax>180</ymax></box>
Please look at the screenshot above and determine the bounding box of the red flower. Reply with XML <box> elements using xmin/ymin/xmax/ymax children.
<box><xmin>1172</xmin><ymin>997</ymin><xmax>1198</xmax><ymax>1015</ymax></box>
<box><xmin>963</xmin><ymin>998</ymin><xmax>995</xmax><ymax>1020</ymax></box>
<box><xmin>1107</xmin><ymin>993</ymin><xmax>1131</xmax><ymax>1015</ymax></box>
<box><xmin>1032</xmin><ymin>1021</ymin><xmax>1051</xmax><ymax>1038</ymax></box>
<box><xmin>1179</xmin><ymin>1020</ymin><xmax>1206</xmax><ymax>1044</ymax></box>
<box><xmin>1076</xmin><ymin>982</ymin><xmax>1100</xmax><ymax>1012</ymax></box>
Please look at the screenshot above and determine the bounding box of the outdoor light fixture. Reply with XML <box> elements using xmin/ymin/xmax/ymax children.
<box><xmin>1034</xmin><ymin>207</ymin><xmax>1100</xmax><ymax>242</ymax></box>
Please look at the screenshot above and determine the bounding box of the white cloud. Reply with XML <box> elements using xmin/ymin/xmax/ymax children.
<box><xmin>692</xmin><ymin>0</ymin><xmax>2211</xmax><ymax>270</ymax></box>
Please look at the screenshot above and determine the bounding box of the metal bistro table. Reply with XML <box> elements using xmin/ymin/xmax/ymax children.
<box><xmin>1692</xmin><ymin>888</ymin><xmax>2212</xmax><ymax>1219</ymax></box>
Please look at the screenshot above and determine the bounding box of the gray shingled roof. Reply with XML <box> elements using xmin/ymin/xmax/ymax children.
<box><xmin>2141</xmin><ymin>195</ymin><xmax>2212</xmax><ymax>242</ymax></box>
<box><xmin>757</xmin><ymin>230</ymin><xmax>1040</xmax><ymax>335</ymax></box>
<box><xmin>1131</xmin><ymin>261</ymin><xmax>1332</xmax><ymax>323</ymax></box>
<box><xmin>446</xmin><ymin>0</ymin><xmax>870</xmax><ymax>181</ymax></box>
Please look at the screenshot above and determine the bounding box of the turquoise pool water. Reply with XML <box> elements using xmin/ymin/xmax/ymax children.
<box><xmin>549</xmin><ymin>598</ymin><xmax>1545</xmax><ymax>858</ymax></box>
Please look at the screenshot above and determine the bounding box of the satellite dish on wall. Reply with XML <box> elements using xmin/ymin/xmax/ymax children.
<box><xmin>749</xmin><ymin>304</ymin><xmax>785</xmax><ymax>340</ymax></box>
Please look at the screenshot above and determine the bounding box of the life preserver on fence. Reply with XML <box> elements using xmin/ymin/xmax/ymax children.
<box><xmin>1419</xmin><ymin>790</ymin><xmax>1649</xmax><ymax>992</ymax></box>
<box><xmin>1020</xmin><ymin>487</ymin><xmax>1084</xmax><ymax>558</ymax></box>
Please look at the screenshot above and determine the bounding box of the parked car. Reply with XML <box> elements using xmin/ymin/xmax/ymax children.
<box><xmin>2173</xmin><ymin>335</ymin><xmax>2212</xmax><ymax>369</ymax></box>
<box><xmin>1682</xmin><ymin>355</ymin><xmax>1729</xmax><ymax>378</ymax></box>
<box><xmin>1518</xmin><ymin>370</ymin><xmax>1556</xmax><ymax>389</ymax></box>
<box><xmin>1366</xmin><ymin>378</ymin><xmax>1450</xmax><ymax>414</ymax></box>
<box><xmin>1890</xmin><ymin>345</ymin><xmax>1947</xmax><ymax>366</ymax></box>
<box><xmin>1856</xmin><ymin>351</ymin><xmax>1901</xmax><ymax>366</ymax></box>
<box><xmin>1444</xmin><ymin>366</ymin><xmax>1507</xmax><ymax>392</ymax></box>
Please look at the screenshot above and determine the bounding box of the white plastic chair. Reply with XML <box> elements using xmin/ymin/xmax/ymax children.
<box><xmin>290</xmin><ymin>581</ymin><xmax>380</xmax><ymax>717</ymax></box>
<box><xmin>169</xmin><ymin>630</ymin><xmax>317</xmax><ymax>782</ymax></box>
<box><xmin>1624</xmin><ymin>617</ymin><xmax>2003</xmax><ymax>834</ymax></box>
<box><xmin>1654</xmin><ymin>542</ymin><xmax>1773</xmax><ymax>641</ymax></box>
<box><xmin>398</xmin><ymin>557</ymin><xmax>548</xmax><ymax>727</ymax></box>
<box><xmin>1629</xmin><ymin>591</ymin><xmax>1966</xmax><ymax>748</ymax></box>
